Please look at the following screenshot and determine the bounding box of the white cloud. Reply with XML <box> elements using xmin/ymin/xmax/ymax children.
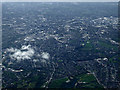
<box><xmin>41</xmin><ymin>59</ymin><xmax>47</xmax><ymax>63</ymax></box>
<box><xmin>7</xmin><ymin>45</ymin><xmax>34</xmax><ymax>61</ymax></box>
<box><xmin>41</xmin><ymin>52</ymin><xmax>50</xmax><ymax>60</ymax></box>
<box><xmin>21</xmin><ymin>45</ymin><xmax>31</xmax><ymax>50</ymax></box>
<box><xmin>7</xmin><ymin>48</ymin><xmax>18</xmax><ymax>52</ymax></box>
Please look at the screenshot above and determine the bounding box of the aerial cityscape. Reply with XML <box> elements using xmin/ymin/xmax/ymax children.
<box><xmin>2</xmin><ymin>2</ymin><xmax>120</xmax><ymax>88</ymax></box>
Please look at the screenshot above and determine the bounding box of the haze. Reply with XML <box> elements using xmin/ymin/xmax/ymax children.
<box><xmin>2</xmin><ymin>0</ymin><xmax>119</xmax><ymax>2</ymax></box>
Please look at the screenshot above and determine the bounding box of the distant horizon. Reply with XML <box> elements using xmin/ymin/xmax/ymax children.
<box><xmin>1</xmin><ymin>0</ymin><xmax>119</xmax><ymax>2</ymax></box>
